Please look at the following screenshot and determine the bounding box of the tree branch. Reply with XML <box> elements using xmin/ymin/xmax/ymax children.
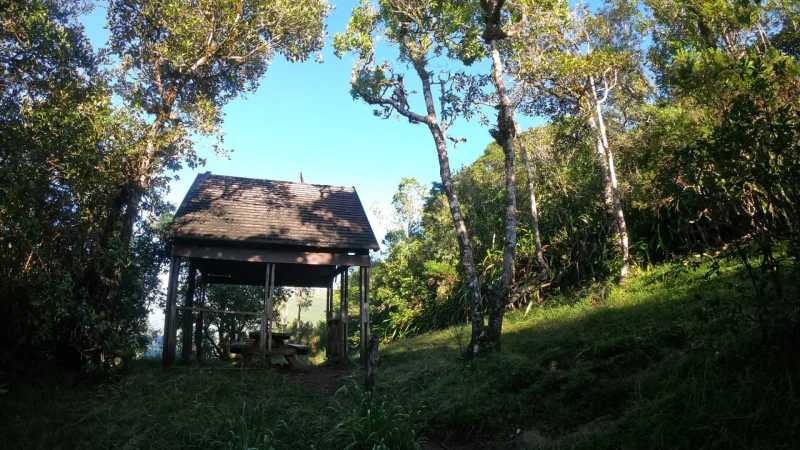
<box><xmin>350</xmin><ymin>59</ymin><xmax>431</xmax><ymax>125</ymax></box>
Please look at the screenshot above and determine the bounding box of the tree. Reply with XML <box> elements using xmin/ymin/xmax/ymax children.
<box><xmin>335</xmin><ymin>0</ymin><xmax>490</xmax><ymax>355</ymax></box>
<box><xmin>640</xmin><ymin>0</ymin><xmax>800</xmax><ymax>340</ymax></box>
<box><xmin>0</xmin><ymin>0</ymin><xmax>165</xmax><ymax>369</ymax></box>
<box><xmin>94</xmin><ymin>0</ymin><xmax>332</xmax><ymax>308</ymax></box>
<box><xmin>465</xmin><ymin>0</ymin><xmax>553</xmax><ymax>346</ymax></box>
<box><xmin>293</xmin><ymin>287</ymin><xmax>313</xmax><ymax>343</ymax></box>
<box><xmin>515</xmin><ymin>0</ymin><xmax>648</xmax><ymax>282</ymax></box>
<box><xmin>392</xmin><ymin>177</ymin><xmax>428</xmax><ymax>239</ymax></box>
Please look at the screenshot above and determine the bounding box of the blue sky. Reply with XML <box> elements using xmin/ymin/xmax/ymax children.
<box><xmin>80</xmin><ymin>1</ymin><xmax>545</xmax><ymax>246</ymax></box>
<box><xmin>80</xmin><ymin>1</ymin><xmax>545</xmax><ymax>330</ymax></box>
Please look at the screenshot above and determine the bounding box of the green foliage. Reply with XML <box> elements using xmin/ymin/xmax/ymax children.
<box><xmin>330</xmin><ymin>385</ymin><xmax>422</xmax><ymax>450</ymax></box>
<box><xmin>2</xmin><ymin>0</ymin><xmax>332</xmax><ymax>372</ymax></box>
<box><xmin>0</xmin><ymin>0</ymin><xmax>167</xmax><ymax>370</ymax></box>
<box><xmin>212</xmin><ymin>403</ymin><xmax>281</xmax><ymax>450</ymax></box>
<box><xmin>365</xmin><ymin>0</ymin><xmax>800</xmax><ymax>348</ymax></box>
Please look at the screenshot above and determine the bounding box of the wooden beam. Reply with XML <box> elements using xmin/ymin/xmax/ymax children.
<box><xmin>202</xmin><ymin>274</ymin><xmax>329</xmax><ymax>288</ymax></box>
<box><xmin>329</xmin><ymin>264</ymin><xmax>350</xmax><ymax>280</ymax></box>
<box><xmin>177</xmin><ymin>306</ymin><xmax>262</xmax><ymax>316</ymax></box>
<box><xmin>162</xmin><ymin>256</ymin><xmax>181</xmax><ymax>366</ymax></box>
<box><xmin>181</xmin><ymin>260</ymin><xmax>197</xmax><ymax>363</ymax></box>
<box><xmin>172</xmin><ymin>244</ymin><xmax>370</xmax><ymax>267</ymax></box>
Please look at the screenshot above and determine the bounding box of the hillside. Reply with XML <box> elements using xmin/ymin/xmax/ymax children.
<box><xmin>3</xmin><ymin>256</ymin><xmax>798</xmax><ymax>449</ymax></box>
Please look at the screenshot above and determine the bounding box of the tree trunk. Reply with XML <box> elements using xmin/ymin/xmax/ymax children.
<box><xmin>296</xmin><ymin>304</ymin><xmax>301</xmax><ymax>343</ymax></box>
<box><xmin>364</xmin><ymin>334</ymin><xmax>379</xmax><ymax>393</ymax></box>
<box><xmin>484</xmin><ymin>40</ymin><xmax>518</xmax><ymax>350</ymax></box>
<box><xmin>588</xmin><ymin>99</ymin><xmax>629</xmax><ymax>282</ymax></box>
<box><xmin>431</xmin><ymin>125</ymin><xmax>485</xmax><ymax>355</ymax></box>
<box><xmin>516</xmin><ymin>123</ymin><xmax>550</xmax><ymax>291</ymax></box>
<box><xmin>516</xmin><ymin>124</ymin><xmax>547</xmax><ymax>272</ymax></box>
<box><xmin>411</xmin><ymin>56</ymin><xmax>485</xmax><ymax>356</ymax></box>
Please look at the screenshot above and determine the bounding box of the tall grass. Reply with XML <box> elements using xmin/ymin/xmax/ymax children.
<box><xmin>329</xmin><ymin>385</ymin><xmax>422</xmax><ymax>450</ymax></box>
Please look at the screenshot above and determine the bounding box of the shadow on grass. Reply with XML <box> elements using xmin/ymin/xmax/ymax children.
<box><xmin>378</xmin><ymin>264</ymin><xmax>800</xmax><ymax>449</ymax></box>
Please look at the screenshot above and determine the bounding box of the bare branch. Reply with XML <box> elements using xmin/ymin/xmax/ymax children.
<box><xmin>350</xmin><ymin>58</ymin><xmax>431</xmax><ymax>125</ymax></box>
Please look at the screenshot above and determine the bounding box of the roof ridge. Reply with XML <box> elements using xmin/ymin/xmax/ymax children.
<box><xmin>207</xmin><ymin>173</ymin><xmax>354</xmax><ymax>191</ymax></box>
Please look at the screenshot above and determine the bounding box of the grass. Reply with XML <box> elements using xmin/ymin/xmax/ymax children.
<box><xmin>2</xmin><ymin>256</ymin><xmax>799</xmax><ymax>449</ymax></box>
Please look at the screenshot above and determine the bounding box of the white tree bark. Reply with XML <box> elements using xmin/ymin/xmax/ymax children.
<box><xmin>588</xmin><ymin>74</ymin><xmax>630</xmax><ymax>282</ymax></box>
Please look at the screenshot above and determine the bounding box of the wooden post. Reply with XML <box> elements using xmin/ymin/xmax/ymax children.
<box><xmin>162</xmin><ymin>256</ymin><xmax>181</xmax><ymax>366</ymax></box>
<box><xmin>340</xmin><ymin>270</ymin><xmax>349</xmax><ymax>363</ymax></box>
<box><xmin>258</xmin><ymin>263</ymin><xmax>272</xmax><ymax>364</ymax></box>
<box><xmin>365</xmin><ymin>334</ymin><xmax>379</xmax><ymax>392</ymax></box>
<box><xmin>261</xmin><ymin>263</ymin><xmax>275</xmax><ymax>364</ymax></box>
<box><xmin>194</xmin><ymin>275</ymin><xmax>204</xmax><ymax>359</ymax></box>
<box><xmin>181</xmin><ymin>260</ymin><xmax>196</xmax><ymax>362</ymax></box>
<box><xmin>359</xmin><ymin>265</ymin><xmax>370</xmax><ymax>367</ymax></box>
<box><xmin>268</xmin><ymin>263</ymin><xmax>275</xmax><ymax>360</ymax></box>
<box><xmin>325</xmin><ymin>281</ymin><xmax>333</xmax><ymax>358</ymax></box>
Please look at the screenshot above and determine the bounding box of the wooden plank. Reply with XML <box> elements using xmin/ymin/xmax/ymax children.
<box><xmin>231</xmin><ymin>344</ymin><xmax>298</xmax><ymax>356</ymax></box>
<box><xmin>203</xmin><ymin>275</ymin><xmax>329</xmax><ymax>288</ymax></box>
<box><xmin>287</xmin><ymin>343</ymin><xmax>310</xmax><ymax>355</ymax></box>
<box><xmin>172</xmin><ymin>244</ymin><xmax>370</xmax><ymax>267</ymax></box>
<box><xmin>162</xmin><ymin>256</ymin><xmax>181</xmax><ymax>366</ymax></box>
<box><xmin>177</xmin><ymin>306</ymin><xmax>261</xmax><ymax>317</ymax></box>
<box><xmin>181</xmin><ymin>260</ymin><xmax>196</xmax><ymax>362</ymax></box>
<box><xmin>249</xmin><ymin>331</ymin><xmax>290</xmax><ymax>339</ymax></box>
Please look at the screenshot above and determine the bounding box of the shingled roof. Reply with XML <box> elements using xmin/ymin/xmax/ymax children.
<box><xmin>169</xmin><ymin>172</ymin><xmax>379</xmax><ymax>251</ymax></box>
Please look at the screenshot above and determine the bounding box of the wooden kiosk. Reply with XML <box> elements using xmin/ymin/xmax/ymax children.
<box><xmin>162</xmin><ymin>172</ymin><xmax>379</xmax><ymax>366</ymax></box>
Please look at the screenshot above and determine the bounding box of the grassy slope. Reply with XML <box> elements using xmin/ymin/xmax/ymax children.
<box><xmin>380</xmin><ymin>258</ymin><xmax>800</xmax><ymax>448</ymax></box>
<box><xmin>2</xmin><ymin>257</ymin><xmax>798</xmax><ymax>449</ymax></box>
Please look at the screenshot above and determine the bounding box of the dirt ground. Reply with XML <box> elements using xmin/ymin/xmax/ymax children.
<box><xmin>277</xmin><ymin>363</ymin><xmax>358</xmax><ymax>396</ymax></box>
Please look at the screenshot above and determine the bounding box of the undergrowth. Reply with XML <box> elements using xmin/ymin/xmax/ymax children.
<box><xmin>2</xmin><ymin>256</ymin><xmax>798</xmax><ymax>449</ymax></box>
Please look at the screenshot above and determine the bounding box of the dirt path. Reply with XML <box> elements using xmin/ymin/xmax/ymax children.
<box><xmin>277</xmin><ymin>364</ymin><xmax>357</xmax><ymax>396</ymax></box>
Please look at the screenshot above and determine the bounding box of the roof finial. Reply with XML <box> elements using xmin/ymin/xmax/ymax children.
<box><xmin>300</xmin><ymin>172</ymin><xmax>305</xmax><ymax>183</ymax></box>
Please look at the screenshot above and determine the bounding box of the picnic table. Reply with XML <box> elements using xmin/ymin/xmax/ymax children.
<box><xmin>230</xmin><ymin>332</ymin><xmax>310</xmax><ymax>367</ymax></box>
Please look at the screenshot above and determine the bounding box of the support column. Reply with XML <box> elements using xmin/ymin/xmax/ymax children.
<box><xmin>325</xmin><ymin>284</ymin><xmax>331</xmax><ymax>358</ymax></box>
<box><xmin>260</xmin><ymin>263</ymin><xmax>275</xmax><ymax>362</ymax></box>
<box><xmin>340</xmin><ymin>269</ymin><xmax>349</xmax><ymax>363</ymax></box>
<box><xmin>181</xmin><ymin>260</ymin><xmax>196</xmax><ymax>362</ymax></box>
<box><xmin>359</xmin><ymin>265</ymin><xmax>370</xmax><ymax>367</ymax></box>
<box><xmin>194</xmin><ymin>275</ymin><xmax>204</xmax><ymax>359</ymax></box>
<box><xmin>162</xmin><ymin>256</ymin><xmax>181</xmax><ymax>366</ymax></box>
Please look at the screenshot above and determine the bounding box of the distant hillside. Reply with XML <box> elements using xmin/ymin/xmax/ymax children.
<box><xmin>281</xmin><ymin>288</ymin><xmax>328</xmax><ymax>329</ymax></box>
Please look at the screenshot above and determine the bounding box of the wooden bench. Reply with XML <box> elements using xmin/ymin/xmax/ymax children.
<box><xmin>287</xmin><ymin>343</ymin><xmax>310</xmax><ymax>355</ymax></box>
<box><xmin>230</xmin><ymin>332</ymin><xmax>307</xmax><ymax>367</ymax></box>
